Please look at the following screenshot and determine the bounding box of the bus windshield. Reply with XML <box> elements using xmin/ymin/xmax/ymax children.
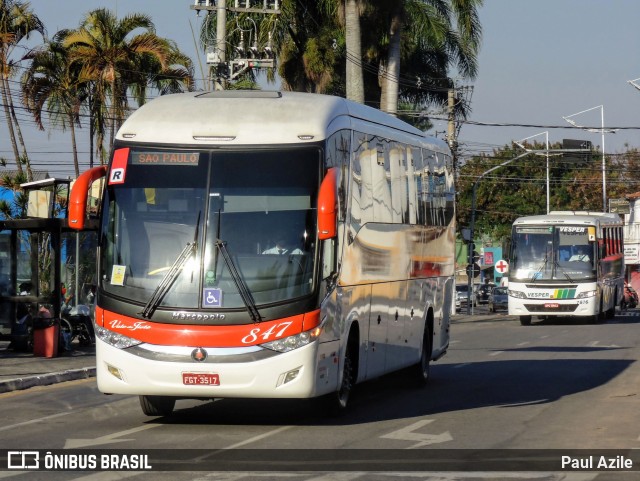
<box><xmin>511</xmin><ymin>225</ymin><xmax>596</xmax><ymax>281</ymax></box>
<box><xmin>101</xmin><ymin>147</ymin><xmax>320</xmax><ymax>311</ymax></box>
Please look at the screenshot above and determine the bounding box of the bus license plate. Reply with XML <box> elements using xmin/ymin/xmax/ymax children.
<box><xmin>544</xmin><ymin>303</ymin><xmax>559</xmax><ymax>308</ymax></box>
<box><xmin>182</xmin><ymin>373</ymin><xmax>220</xmax><ymax>386</ymax></box>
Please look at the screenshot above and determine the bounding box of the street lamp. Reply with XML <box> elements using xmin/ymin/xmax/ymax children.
<box><xmin>562</xmin><ymin>105</ymin><xmax>616</xmax><ymax>212</ymax></box>
<box><xmin>513</xmin><ymin>131</ymin><xmax>554</xmax><ymax>214</ymax></box>
<box><xmin>628</xmin><ymin>77</ymin><xmax>640</xmax><ymax>92</ymax></box>
<box><xmin>466</xmin><ymin>150</ymin><xmax>538</xmax><ymax>314</ymax></box>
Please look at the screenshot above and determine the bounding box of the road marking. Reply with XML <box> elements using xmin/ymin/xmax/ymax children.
<box><xmin>65</xmin><ymin>423</ymin><xmax>160</xmax><ymax>448</ymax></box>
<box><xmin>588</xmin><ymin>340</ymin><xmax>620</xmax><ymax>348</ymax></box>
<box><xmin>453</xmin><ymin>362</ymin><xmax>471</xmax><ymax>368</ymax></box>
<box><xmin>489</xmin><ymin>350</ymin><xmax>504</xmax><ymax>356</ymax></box>
<box><xmin>221</xmin><ymin>425</ymin><xmax>293</xmax><ymax>450</ymax></box>
<box><xmin>190</xmin><ymin>426</ymin><xmax>295</xmax><ymax>464</ymax></box>
<box><xmin>380</xmin><ymin>420</ymin><xmax>452</xmax><ymax>448</ymax></box>
<box><xmin>517</xmin><ymin>341</ymin><xmax>530</xmax><ymax>346</ymax></box>
<box><xmin>306</xmin><ymin>474</ymin><xmax>367</xmax><ymax>481</ymax></box>
<box><xmin>60</xmin><ymin>473</ymin><xmax>143</xmax><ymax>481</ymax></box>
<box><xmin>0</xmin><ymin>411</ymin><xmax>72</xmax><ymax>432</ymax></box>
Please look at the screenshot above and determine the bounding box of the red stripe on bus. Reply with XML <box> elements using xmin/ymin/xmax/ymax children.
<box><xmin>108</xmin><ymin>148</ymin><xmax>129</xmax><ymax>185</ymax></box>
<box><xmin>95</xmin><ymin>306</ymin><xmax>321</xmax><ymax>347</ymax></box>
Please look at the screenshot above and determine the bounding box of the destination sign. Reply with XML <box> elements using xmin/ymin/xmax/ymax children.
<box><xmin>515</xmin><ymin>227</ymin><xmax>552</xmax><ymax>234</ymax></box>
<box><xmin>131</xmin><ymin>152</ymin><xmax>200</xmax><ymax>166</ymax></box>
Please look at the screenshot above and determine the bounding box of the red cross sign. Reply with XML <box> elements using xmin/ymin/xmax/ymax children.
<box><xmin>495</xmin><ymin>259</ymin><xmax>509</xmax><ymax>274</ymax></box>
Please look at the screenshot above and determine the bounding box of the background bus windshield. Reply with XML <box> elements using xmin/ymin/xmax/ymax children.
<box><xmin>511</xmin><ymin>225</ymin><xmax>595</xmax><ymax>281</ymax></box>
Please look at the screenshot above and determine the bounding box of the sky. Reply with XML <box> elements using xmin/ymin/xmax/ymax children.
<box><xmin>3</xmin><ymin>0</ymin><xmax>640</xmax><ymax>178</ymax></box>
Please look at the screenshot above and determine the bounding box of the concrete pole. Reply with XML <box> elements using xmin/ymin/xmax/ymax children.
<box><xmin>215</xmin><ymin>0</ymin><xmax>227</xmax><ymax>90</ymax></box>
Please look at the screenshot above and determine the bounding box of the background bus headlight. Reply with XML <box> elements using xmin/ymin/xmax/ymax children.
<box><xmin>95</xmin><ymin>325</ymin><xmax>143</xmax><ymax>349</ymax></box>
<box><xmin>508</xmin><ymin>289</ymin><xmax>527</xmax><ymax>299</ymax></box>
<box><xmin>576</xmin><ymin>290</ymin><xmax>597</xmax><ymax>299</ymax></box>
<box><xmin>260</xmin><ymin>327</ymin><xmax>321</xmax><ymax>353</ymax></box>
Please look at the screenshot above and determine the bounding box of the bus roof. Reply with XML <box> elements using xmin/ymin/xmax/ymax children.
<box><xmin>513</xmin><ymin>211</ymin><xmax>623</xmax><ymax>226</ymax></box>
<box><xmin>115</xmin><ymin>90</ymin><xmax>449</xmax><ymax>151</ymax></box>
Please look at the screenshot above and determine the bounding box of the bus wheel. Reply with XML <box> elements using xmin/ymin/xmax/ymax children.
<box><xmin>139</xmin><ymin>395</ymin><xmax>176</xmax><ymax>416</ymax></box>
<box><xmin>412</xmin><ymin>324</ymin><xmax>432</xmax><ymax>386</ymax></box>
<box><xmin>519</xmin><ymin>316</ymin><xmax>532</xmax><ymax>326</ymax></box>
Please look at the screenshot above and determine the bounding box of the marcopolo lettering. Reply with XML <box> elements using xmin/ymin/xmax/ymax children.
<box><xmin>172</xmin><ymin>311</ymin><xmax>226</xmax><ymax>321</ymax></box>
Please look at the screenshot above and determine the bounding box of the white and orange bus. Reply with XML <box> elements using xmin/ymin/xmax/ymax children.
<box><xmin>508</xmin><ymin>211</ymin><xmax>624</xmax><ymax>325</ymax></box>
<box><xmin>69</xmin><ymin>91</ymin><xmax>456</xmax><ymax>416</ymax></box>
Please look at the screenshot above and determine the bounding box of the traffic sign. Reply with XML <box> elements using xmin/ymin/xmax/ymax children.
<box><xmin>466</xmin><ymin>263</ymin><xmax>480</xmax><ymax>278</ymax></box>
<box><xmin>494</xmin><ymin>259</ymin><xmax>509</xmax><ymax>275</ymax></box>
<box><xmin>609</xmin><ymin>198</ymin><xmax>630</xmax><ymax>214</ymax></box>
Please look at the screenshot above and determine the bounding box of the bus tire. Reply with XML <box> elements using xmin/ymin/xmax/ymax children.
<box><xmin>325</xmin><ymin>336</ymin><xmax>357</xmax><ymax>416</ymax></box>
<box><xmin>139</xmin><ymin>395</ymin><xmax>176</xmax><ymax>416</ymax></box>
<box><xmin>519</xmin><ymin>316</ymin><xmax>532</xmax><ymax>326</ymax></box>
<box><xmin>334</xmin><ymin>347</ymin><xmax>354</xmax><ymax>411</ymax></box>
<box><xmin>412</xmin><ymin>322</ymin><xmax>432</xmax><ymax>386</ymax></box>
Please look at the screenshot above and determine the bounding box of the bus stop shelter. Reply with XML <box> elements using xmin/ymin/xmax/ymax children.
<box><xmin>0</xmin><ymin>178</ymin><xmax>98</xmax><ymax>349</ymax></box>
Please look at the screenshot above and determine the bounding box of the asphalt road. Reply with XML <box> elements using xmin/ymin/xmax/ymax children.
<box><xmin>2</xmin><ymin>307</ymin><xmax>640</xmax><ymax>480</ymax></box>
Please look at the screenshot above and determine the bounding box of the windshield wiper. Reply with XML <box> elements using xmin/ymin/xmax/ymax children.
<box><xmin>553</xmin><ymin>260</ymin><xmax>575</xmax><ymax>283</ymax></box>
<box><xmin>141</xmin><ymin>213</ymin><xmax>200</xmax><ymax>319</ymax></box>
<box><xmin>530</xmin><ymin>254</ymin><xmax>549</xmax><ymax>282</ymax></box>
<box><xmin>216</xmin><ymin>239</ymin><xmax>262</xmax><ymax>323</ymax></box>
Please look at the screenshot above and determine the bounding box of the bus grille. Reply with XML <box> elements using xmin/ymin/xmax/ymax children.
<box><xmin>523</xmin><ymin>304</ymin><xmax>578</xmax><ymax>313</ymax></box>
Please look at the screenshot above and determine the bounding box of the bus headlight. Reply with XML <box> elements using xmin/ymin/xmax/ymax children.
<box><xmin>260</xmin><ymin>326</ymin><xmax>322</xmax><ymax>353</ymax></box>
<box><xmin>508</xmin><ymin>289</ymin><xmax>527</xmax><ymax>299</ymax></box>
<box><xmin>576</xmin><ymin>290</ymin><xmax>597</xmax><ymax>299</ymax></box>
<box><xmin>95</xmin><ymin>324</ymin><xmax>143</xmax><ymax>349</ymax></box>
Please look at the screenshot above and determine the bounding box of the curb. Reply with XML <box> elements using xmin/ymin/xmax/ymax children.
<box><xmin>0</xmin><ymin>367</ymin><xmax>96</xmax><ymax>394</ymax></box>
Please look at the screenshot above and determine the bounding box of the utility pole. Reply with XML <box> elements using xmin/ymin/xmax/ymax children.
<box><xmin>447</xmin><ymin>87</ymin><xmax>458</xmax><ymax>172</ymax></box>
<box><xmin>215</xmin><ymin>0</ymin><xmax>227</xmax><ymax>90</ymax></box>
<box><xmin>191</xmin><ymin>0</ymin><xmax>280</xmax><ymax>90</ymax></box>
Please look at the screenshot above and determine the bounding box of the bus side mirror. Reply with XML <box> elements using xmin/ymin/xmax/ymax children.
<box><xmin>317</xmin><ymin>167</ymin><xmax>337</xmax><ymax>240</ymax></box>
<box><xmin>69</xmin><ymin>166</ymin><xmax>107</xmax><ymax>230</ymax></box>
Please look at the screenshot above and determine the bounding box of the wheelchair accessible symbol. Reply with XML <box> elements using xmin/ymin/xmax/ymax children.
<box><xmin>203</xmin><ymin>288</ymin><xmax>222</xmax><ymax>307</ymax></box>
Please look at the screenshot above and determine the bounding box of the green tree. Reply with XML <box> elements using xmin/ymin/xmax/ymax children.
<box><xmin>0</xmin><ymin>171</ymin><xmax>27</xmax><ymax>219</ymax></box>
<box><xmin>62</xmin><ymin>9</ymin><xmax>190</xmax><ymax>164</ymax></box>
<box><xmin>21</xmin><ymin>35</ymin><xmax>85</xmax><ymax>178</ymax></box>
<box><xmin>456</xmin><ymin>143</ymin><xmax>640</xmax><ymax>244</ymax></box>
<box><xmin>0</xmin><ymin>0</ymin><xmax>44</xmax><ymax>178</ymax></box>
<box><xmin>374</xmin><ymin>0</ymin><xmax>482</xmax><ymax>118</ymax></box>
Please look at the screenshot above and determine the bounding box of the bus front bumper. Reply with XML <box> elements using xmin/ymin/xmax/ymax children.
<box><xmin>95</xmin><ymin>338</ymin><xmax>340</xmax><ymax>399</ymax></box>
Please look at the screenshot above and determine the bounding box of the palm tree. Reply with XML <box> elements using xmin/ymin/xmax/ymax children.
<box><xmin>380</xmin><ymin>0</ymin><xmax>483</xmax><ymax>116</ymax></box>
<box><xmin>127</xmin><ymin>37</ymin><xmax>194</xmax><ymax>105</ymax></box>
<box><xmin>0</xmin><ymin>0</ymin><xmax>44</xmax><ymax>177</ymax></box>
<box><xmin>344</xmin><ymin>0</ymin><xmax>365</xmax><ymax>103</ymax></box>
<box><xmin>62</xmin><ymin>9</ymin><xmax>173</xmax><ymax>164</ymax></box>
<box><xmin>21</xmin><ymin>35</ymin><xmax>85</xmax><ymax>178</ymax></box>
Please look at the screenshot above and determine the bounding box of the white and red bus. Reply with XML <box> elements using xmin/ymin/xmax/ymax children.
<box><xmin>69</xmin><ymin>91</ymin><xmax>456</xmax><ymax>416</ymax></box>
<box><xmin>508</xmin><ymin>211</ymin><xmax>624</xmax><ymax>325</ymax></box>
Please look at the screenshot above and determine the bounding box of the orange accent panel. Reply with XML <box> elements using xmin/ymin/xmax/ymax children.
<box><xmin>96</xmin><ymin>308</ymin><xmax>321</xmax><ymax>347</ymax></box>
<box><xmin>68</xmin><ymin>166</ymin><xmax>107</xmax><ymax>230</ymax></box>
<box><xmin>302</xmin><ymin>309</ymin><xmax>321</xmax><ymax>330</ymax></box>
